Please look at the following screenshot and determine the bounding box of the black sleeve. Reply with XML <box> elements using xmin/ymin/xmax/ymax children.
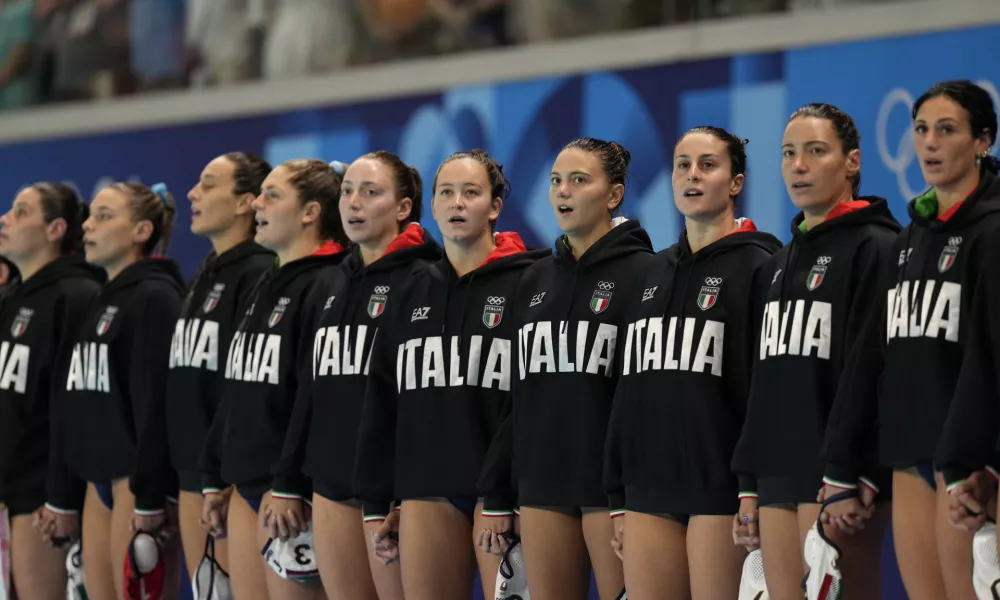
<box><xmin>603</xmin><ymin>375</ymin><xmax>628</xmax><ymax>517</ymax></box>
<box><xmin>821</xmin><ymin>236</ymin><xmax>893</xmax><ymax>489</ymax></box>
<box><xmin>197</xmin><ymin>393</ymin><xmax>228</xmax><ymax>493</ymax></box>
<box><xmin>271</xmin><ymin>282</ymin><xmax>327</xmax><ymax>500</ymax></box>
<box><xmin>353</xmin><ymin>317</ymin><xmax>398</xmax><ymax>521</ymax></box>
<box><xmin>130</xmin><ymin>286</ymin><xmax>183</xmax><ymax>513</ymax></box>
<box><xmin>46</xmin><ymin>286</ymin><xmax>97</xmax><ymax>513</ymax></box>
<box><xmin>936</xmin><ymin>235</ymin><xmax>1000</xmax><ymax>487</ymax></box>
<box><xmin>731</xmin><ymin>258</ymin><xmax>772</xmax><ymax>499</ymax></box>
<box><xmin>478</xmin><ymin>408</ymin><xmax>515</xmax><ymax>516</ymax></box>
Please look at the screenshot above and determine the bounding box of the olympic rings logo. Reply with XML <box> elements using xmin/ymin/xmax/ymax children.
<box><xmin>877</xmin><ymin>79</ymin><xmax>1000</xmax><ymax>200</ymax></box>
<box><xmin>597</xmin><ymin>281</ymin><xmax>615</xmax><ymax>291</ymax></box>
<box><xmin>373</xmin><ymin>286</ymin><xmax>390</xmax><ymax>294</ymax></box>
<box><xmin>704</xmin><ymin>277</ymin><xmax>723</xmax><ymax>286</ymax></box>
<box><xmin>816</xmin><ymin>256</ymin><xmax>832</xmax><ymax>266</ymax></box>
<box><xmin>948</xmin><ymin>236</ymin><xmax>963</xmax><ymax>247</ymax></box>
<box><xmin>487</xmin><ymin>296</ymin><xmax>505</xmax><ymax>305</ymax></box>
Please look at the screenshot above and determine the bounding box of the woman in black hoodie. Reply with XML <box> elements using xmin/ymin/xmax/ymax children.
<box><xmin>732</xmin><ymin>105</ymin><xmax>898</xmax><ymax>600</ymax></box>
<box><xmin>159</xmin><ymin>152</ymin><xmax>275</xmax><ymax>581</ymax></box>
<box><xmin>508</xmin><ymin>138</ymin><xmax>656</xmax><ymax>600</ymax></box>
<box><xmin>59</xmin><ymin>182</ymin><xmax>184</xmax><ymax>600</ymax></box>
<box><xmin>270</xmin><ymin>150</ymin><xmax>437</xmax><ymax>600</ymax></box>
<box><xmin>824</xmin><ymin>80</ymin><xmax>1000</xmax><ymax>600</ymax></box>
<box><xmin>200</xmin><ymin>158</ymin><xmax>348</xmax><ymax>600</ymax></box>
<box><xmin>0</xmin><ymin>183</ymin><xmax>102</xmax><ymax>600</ymax></box>
<box><xmin>354</xmin><ymin>150</ymin><xmax>549</xmax><ymax>600</ymax></box>
<box><xmin>604</xmin><ymin>126</ymin><xmax>780</xmax><ymax>599</ymax></box>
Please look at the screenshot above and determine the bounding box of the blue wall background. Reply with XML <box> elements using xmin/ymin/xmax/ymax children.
<box><xmin>2</xmin><ymin>23</ymin><xmax>998</xmax><ymax>599</ymax></box>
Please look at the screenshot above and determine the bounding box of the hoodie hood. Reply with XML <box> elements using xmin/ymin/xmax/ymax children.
<box><xmin>13</xmin><ymin>255</ymin><xmax>105</xmax><ymax>297</ymax></box>
<box><xmin>663</xmin><ymin>218</ymin><xmax>782</xmax><ymax>265</ymax></box>
<box><xmin>211</xmin><ymin>238</ymin><xmax>274</xmax><ymax>272</ymax></box>
<box><xmin>343</xmin><ymin>224</ymin><xmax>441</xmax><ymax>277</ymax></box>
<box><xmin>104</xmin><ymin>257</ymin><xmax>185</xmax><ymax>297</ymax></box>
<box><xmin>443</xmin><ymin>232</ymin><xmax>551</xmax><ymax>281</ymax></box>
<box><xmin>907</xmin><ymin>170</ymin><xmax>1000</xmax><ymax>229</ymax></box>
<box><xmin>555</xmin><ymin>218</ymin><xmax>654</xmax><ymax>269</ymax></box>
<box><xmin>792</xmin><ymin>196</ymin><xmax>900</xmax><ymax>239</ymax></box>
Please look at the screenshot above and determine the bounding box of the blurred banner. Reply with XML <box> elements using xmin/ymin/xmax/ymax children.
<box><xmin>1</xmin><ymin>24</ymin><xmax>996</xmax><ymax>282</ymax></box>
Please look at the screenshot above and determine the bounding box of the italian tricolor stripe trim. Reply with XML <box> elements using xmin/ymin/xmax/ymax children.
<box><xmin>822</xmin><ymin>476</ymin><xmax>858</xmax><ymax>490</ymax></box>
<box><xmin>859</xmin><ymin>476</ymin><xmax>879</xmax><ymax>494</ymax></box>
<box><xmin>44</xmin><ymin>503</ymin><xmax>79</xmax><ymax>515</ymax></box>
<box><xmin>609</xmin><ymin>509</ymin><xmax>625</xmax><ymax>518</ymax></box>
<box><xmin>271</xmin><ymin>492</ymin><xmax>303</xmax><ymax>500</ymax></box>
<box><xmin>363</xmin><ymin>514</ymin><xmax>387</xmax><ymax>523</ymax></box>
<box><xmin>945</xmin><ymin>480</ymin><xmax>964</xmax><ymax>494</ymax></box>
<box><xmin>482</xmin><ymin>510</ymin><xmax>514</xmax><ymax>517</ymax></box>
<box><xmin>134</xmin><ymin>508</ymin><xmax>165</xmax><ymax>517</ymax></box>
<box><xmin>738</xmin><ymin>491</ymin><xmax>758</xmax><ymax>500</ymax></box>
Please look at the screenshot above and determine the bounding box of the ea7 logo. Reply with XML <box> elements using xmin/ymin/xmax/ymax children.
<box><xmin>898</xmin><ymin>248</ymin><xmax>913</xmax><ymax>267</ymax></box>
<box><xmin>641</xmin><ymin>287</ymin><xmax>658</xmax><ymax>302</ymax></box>
<box><xmin>529</xmin><ymin>292</ymin><xmax>546</xmax><ymax>308</ymax></box>
<box><xmin>772</xmin><ymin>269</ymin><xmax>782</xmax><ymax>285</ymax></box>
<box><xmin>411</xmin><ymin>307</ymin><xmax>431</xmax><ymax>322</ymax></box>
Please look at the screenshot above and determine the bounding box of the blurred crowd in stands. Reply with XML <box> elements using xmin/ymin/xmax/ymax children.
<box><xmin>0</xmin><ymin>0</ymin><xmax>893</xmax><ymax>111</ymax></box>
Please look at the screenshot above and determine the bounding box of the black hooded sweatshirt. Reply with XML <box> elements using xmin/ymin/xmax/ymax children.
<box><xmin>59</xmin><ymin>258</ymin><xmax>184</xmax><ymax>514</ymax></box>
<box><xmin>0</xmin><ymin>257</ymin><xmax>103</xmax><ymax>514</ymax></box>
<box><xmin>823</xmin><ymin>171</ymin><xmax>1000</xmax><ymax>481</ymax></box>
<box><xmin>163</xmin><ymin>239</ymin><xmax>274</xmax><ymax>490</ymax></box>
<box><xmin>935</xmin><ymin>184</ymin><xmax>1000</xmax><ymax>487</ymax></box>
<box><xmin>272</xmin><ymin>224</ymin><xmax>441</xmax><ymax>499</ymax></box>
<box><xmin>730</xmin><ymin>199</ymin><xmax>899</xmax><ymax>499</ymax></box>
<box><xmin>509</xmin><ymin>219</ymin><xmax>656</xmax><ymax>508</ymax></box>
<box><xmin>606</xmin><ymin>219</ymin><xmax>780</xmax><ymax>515</ymax></box>
<box><xmin>354</xmin><ymin>233</ymin><xmax>549</xmax><ymax>520</ymax></box>
<box><xmin>199</xmin><ymin>242</ymin><xmax>346</xmax><ymax>498</ymax></box>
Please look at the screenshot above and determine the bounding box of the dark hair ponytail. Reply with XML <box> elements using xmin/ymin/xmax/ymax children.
<box><xmin>357</xmin><ymin>151</ymin><xmax>423</xmax><ymax>229</ymax></box>
<box><xmin>789</xmin><ymin>103</ymin><xmax>862</xmax><ymax>197</ymax></box>
<box><xmin>677</xmin><ymin>126</ymin><xmax>749</xmax><ymax>203</ymax></box>
<box><xmin>563</xmin><ymin>137</ymin><xmax>631</xmax><ymax>214</ymax></box>
<box><xmin>914</xmin><ymin>79</ymin><xmax>998</xmax><ymax>176</ymax></box>
<box><xmin>433</xmin><ymin>149</ymin><xmax>509</xmax><ymax>233</ymax></box>
<box><xmin>110</xmin><ymin>181</ymin><xmax>177</xmax><ymax>255</ymax></box>
<box><xmin>33</xmin><ymin>182</ymin><xmax>88</xmax><ymax>255</ymax></box>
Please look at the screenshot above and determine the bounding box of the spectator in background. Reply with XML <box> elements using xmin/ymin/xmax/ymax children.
<box><xmin>129</xmin><ymin>0</ymin><xmax>184</xmax><ymax>90</ymax></box>
<box><xmin>262</xmin><ymin>0</ymin><xmax>353</xmax><ymax>80</ymax></box>
<box><xmin>508</xmin><ymin>0</ymin><xmax>625</xmax><ymax>43</ymax></box>
<box><xmin>0</xmin><ymin>0</ymin><xmax>38</xmax><ymax>110</ymax></box>
<box><xmin>185</xmin><ymin>0</ymin><xmax>257</xmax><ymax>86</ymax></box>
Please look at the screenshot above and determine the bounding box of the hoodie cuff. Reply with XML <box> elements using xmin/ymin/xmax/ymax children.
<box><xmin>823</xmin><ymin>463</ymin><xmax>860</xmax><ymax>488</ymax></box>
<box><xmin>482</xmin><ymin>494</ymin><xmax>514</xmax><ymax>517</ymax></box>
<box><xmin>272</xmin><ymin>474</ymin><xmax>311</xmax><ymax>501</ymax></box>
<box><xmin>608</xmin><ymin>490</ymin><xmax>626</xmax><ymax>518</ymax></box>
<box><xmin>133</xmin><ymin>494</ymin><xmax>166</xmax><ymax>515</ymax></box>
<box><xmin>362</xmin><ymin>501</ymin><xmax>391</xmax><ymax>522</ymax></box>
<box><xmin>44</xmin><ymin>502</ymin><xmax>80</xmax><ymax>516</ymax></box>
<box><xmin>737</xmin><ymin>475</ymin><xmax>757</xmax><ymax>499</ymax></box>
<box><xmin>201</xmin><ymin>471</ymin><xmax>227</xmax><ymax>495</ymax></box>
<box><xmin>942</xmin><ymin>467</ymin><xmax>974</xmax><ymax>491</ymax></box>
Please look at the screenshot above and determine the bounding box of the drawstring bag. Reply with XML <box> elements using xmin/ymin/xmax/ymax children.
<box><xmin>261</xmin><ymin>528</ymin><xmax>319</xmax><ymax>581</ymax></box>
<box><xmin>803</xmin><ymin>490</ymin><xmax>855</xmax><ymax>600</ymax></box>
<box><xmin>192</xmin><ymin>534</ymin><xmax>232</xmax><ymax>599</ymax></box>
<box><xmin>123</xmin><ymin>531</ymin><xmax>166</xmax><ymax>600</ymax></box>
<box><xmin>494</xmin><ymin>532</ymin><xmax>529</xmax><ymax>599</ymax></box>
<box><xmin>66</xmin><ymin>540</ymin><xmax>89</xmax><ymax>600</ymax></box>
<box><xmin>972</xmin><ymin>521</ymin><xmax>1000</xmax><ymax>599</ymax></box>
<box><xmin>738</xmin><ymin>548</ymin><xmax>770</xmax><ymax>600</ymax></box>
<box><xmin>614</xmin><ymin>587</ymin><xmax>627</xmax><ymax>599</ymax></box>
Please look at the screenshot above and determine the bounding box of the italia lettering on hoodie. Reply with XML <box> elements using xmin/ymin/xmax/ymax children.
<box><xmin>936</xmin><ymin>201</ymin><xmax>1000</xmax><ymax>488</ymax></box>
<box><xmin>826</xmin><ymin>170</ymin><xmax>1000</xmax><ymax>474</ymax></box>
<box><xmin>510</xmin><ymin>219</ymin><xmax>656</xmax><ymax>508</ymax></box>
<box><xmin>605</xmin><ymin>219</ymin><xmax>780</xmax><ymax>516</ymax></box>
<box><xmin>272</xmin><ymin>224</ymin><xmax>441</xmax><ymax>499</ymax></box>
<box><xmin>59</xmin><ymin>258</ymin><xmax>184</xmax><ymax>514</ymax></box>
<box><xmin>354</xmin><ymin>233</ymin><xmax>549</xmax><ymax>519</ymax></box>
<box><xmin>163</xmin><ymin>239</ymin><xmax>274</xmax><ymax>488</ymax></box>
<box><xmin>0</xmin><ymin>257</ymin><xmax>103</xmax><ymax>515</ymax></box>
<box><xmin>199</xmin><ymin>241</ymin><xmax>345</xmax><ymax>497</ymax></box>
<box><xmin>727</xmin><ymin>199</ymin><xmax>899</xmax><ymax>500</ymax></box>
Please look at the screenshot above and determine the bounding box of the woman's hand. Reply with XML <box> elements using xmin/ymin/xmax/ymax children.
<box><xmin>260</xmin><ymin>492</ymin><xmax>310</xmax><ymax>542</ymax></box>
<box><xmin>733</xmin><ymin>497</ymin><xmax>760</xmax><ymax>551</ymax></box>
<box><xmin>366</xmin><ymin>507</ymin><xmax>400</xmax><ymax>565</ymax></box>
<box><xmin>32</xmin><ymin>505</ymin><xmax>79</xmax><ymax>547</ymax></box>
<box><xmin>610</xmin><ymin>514</ymin><xmax>625</xmax><ymax>561</ymax></box>
<box><xmin>200</xmin><ymin>487</ymin><xmax>233</xmax><ymax>539</ymax></box>
<box><xmin>477</xmin><ymin>514</ymin><xmax>514</xmax><ymax>555</ymax></box>
<box><xmin>947</xmin><ymin>470</ymin><xmax>995</xmax><ymax>531</ymax></box>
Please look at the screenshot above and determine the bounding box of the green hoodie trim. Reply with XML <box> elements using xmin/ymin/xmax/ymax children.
<box><xmin>913</xmin><ymin>188</ymin><xmax>938</xmax><ymax>219</ymax></box>
<box><xmin>797</xmin><ymin>220</ymin><xmax>808</xmax><ymax>233</ymax></box>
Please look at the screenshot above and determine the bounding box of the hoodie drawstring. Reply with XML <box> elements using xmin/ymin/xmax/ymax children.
<box><xmin>561</xmin><ymin>267</ymin><xmax>580</xmax><ymax>335</ymax></box>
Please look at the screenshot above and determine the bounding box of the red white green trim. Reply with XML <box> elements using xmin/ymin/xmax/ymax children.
<box><xmin>202</xmin><ymin>487</ymin><xmax>224</xmax><ymax>495</ymax></box>
<box><xmin>513</xmin><ymin>507</ymin><xmax>521</xmax><ymax>516</ymax></box>
<box><xmin>945</xmin><ymin>479</ymin><xmax>964</xmax><ymax>494</ymax></box>
<box><xmin>134</xmin><ymin>508</ymin><xmax>166</xmax><ymax>517</ymax></box>
<box><xmin>363</xmin><ymin>514</ymin><xmax>387</xmax><ymax>523</ymax></box>
<box><xmin>482</xmin><ymin>509</ymin><xmax>514</xmax><ymax>517</ymax></box>
<box><xmin>271</xmin><ymin>491</ymin><xmax>303</xmax><ymax>500</ymax></box>
<box><xmin>738</xmin><ymin>491</ymin><xmax>758</xmax><ymax>500</ymax></box>
<box><xmin>610</xmin><ymin>509</ymin><xmax>625</xmax><ymax>518</ymax></box>
<box><xmin>44</xmin><ymin>503</ymin><xmax>79</xmax><ymax>515</ymax></box>
<box><xmin>822</xmin><ymin>476</ymin><xmax>858</xmax><ymax>490</ymax></box>
<box><xmin>859</xmin><ymin>476</ymin><xmax>879</xmax><ymax>494</ymax></box>
<box><xmin>987</xmin><ymin>466</ymin><xmax>1000</xmax><ymax>482</ymax></box>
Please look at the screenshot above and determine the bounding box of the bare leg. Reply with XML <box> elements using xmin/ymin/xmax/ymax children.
<box><xmin>934</xmin><ymin>472</ymin><xmax>977</xmax><ymax>600</ymax></box>
<box><xmin>472</xmin><ymin>502</ymin><xmax>503</xmax><ymax>600</ymax></box>
<box><xmin>81</xmin><ymin>483</ymin><xmax>116</xmax><ymax>600</ymax></box>
<box><xmin>581</xmin><ymin>509</ymin><xmax>625</xmax><ymax>600</ymax></box>
<box><xmin>518</xmin><ymin>506</ymin><xmax>590</xmax><ymax>600</ymax></box>
<box><xmin>621</xmin><ymin>511</ymin><xmax>689</xmax><ymax>600</ymax></box>
<box><xmin>256</xmin><ymin>492</ymin><xmax>327</xmax><ymax>600</ymax></box>
<box><xmin>312</xmin><ymin>494</ymin><xmax>380</xmax><ymax>600</ymax></box>
<box><xmin>688</xmin><ymin>515</ymin><xmax>745</xmax><ymax>599</ymax></box>
<box><xmin>759</xmin><ymin>505</ymin><xmax>803</xmax><ymax>600</ymax></box>
<box><xmin>226</xmin><ymin>492</ymin><xmax>270</xmax><ymax>600</ymax></box>
<box><xmin>892</xmin><ymin>470</ymin><xmax>947</xmax><ymax>600</ymax></box>
<box><xmin>398</xmin><ymin>499</ymin><xmax>475</xmax><ymax>600</ymax></box>
<box><xmin>10</xmin><ymin>513</ymin><xmax>68</xmax><ymax>600</ymax></box>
